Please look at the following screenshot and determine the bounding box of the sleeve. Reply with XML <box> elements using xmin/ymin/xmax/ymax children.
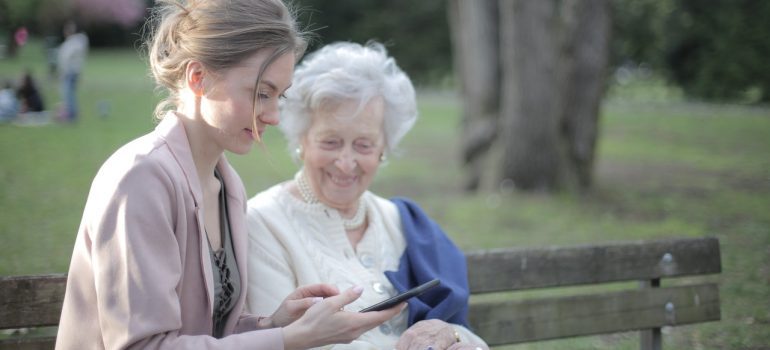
<box><xmin>87</xmin><ymin>160</ymin><xmax>283</xmax><ymax>349</ymax></box>
<box><xmin>245</xmin><ymin>204</ymin><xmax>299</xmax><ymax>317</ymax></box>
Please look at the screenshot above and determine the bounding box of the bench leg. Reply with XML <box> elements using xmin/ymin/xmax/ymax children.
<box><xmin>640</xmin><ymin>327</ymin><xmax>662</xmax><ymax>350</ymax></box>
<box><xmin>639</xmin><ymin>279</ymin><xmax>662</xmax><ymax>350</ymax></box>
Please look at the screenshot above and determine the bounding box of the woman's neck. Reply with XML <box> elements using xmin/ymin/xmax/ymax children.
<box><xmin>175</xmin><ymin>110</ymin><xmax>221</xmax><ymax>184</ymax></box>
<box><xmin>336</xmin><ymin>203</ymin><xmax>359</xmax><ymax>218</ymax></box>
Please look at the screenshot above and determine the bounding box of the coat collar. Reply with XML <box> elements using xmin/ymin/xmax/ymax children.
<box><xmin>155</xmin><ymin>113</ymin><xmax>203</xmax><ymax>207</ymax></box>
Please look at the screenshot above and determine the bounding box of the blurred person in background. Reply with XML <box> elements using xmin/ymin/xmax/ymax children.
<box><xmin>16</xmin><ymin>70</ymin><xmax>45</xmax><ymax>113</ymax></box>
<box><xmin>245</xmin><ymin>41</ymin><xmax>488</xmax><ymax>350</ymax></box>
<box><xmin>57</xmin><ymin>20</ymin><xmax>88</xmax><ymax>122</ymax></box>
<box><xmin>55</xmin><ymin>1</ymin><xmax>402</xmax><ymax>349</ymax></box>
<box><xmin>0</xmin><ymin>79</ymin><xmax>19</xmax><ymax>122</ymax></box>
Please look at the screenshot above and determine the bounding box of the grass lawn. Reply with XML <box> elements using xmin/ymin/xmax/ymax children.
<box><xmin>1</xmin><ymin>41</ymin><xmax>768</xmax><ymax>349</ymax></box>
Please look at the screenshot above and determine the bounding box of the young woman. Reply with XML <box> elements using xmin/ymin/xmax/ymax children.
<box><xmin>55</xmin><ymin>1</ymin><xmax>401</xmax><ymax>349</ymax></box>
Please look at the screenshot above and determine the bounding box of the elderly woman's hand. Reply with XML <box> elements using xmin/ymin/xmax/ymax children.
<box><xmin>395</xmin><ymin>319</ymin><xmax>459</xmax><ymax>350</ymax></box>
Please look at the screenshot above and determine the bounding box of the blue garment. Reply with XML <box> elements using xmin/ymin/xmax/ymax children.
<box><xmin>384</xmin><ymin>197</ymin><xmax>470</xmax><ymax>328</ymax></box>
<box><xmin>61</xmin><ymin>72</ymin><xmax>79</xmax><ymax>121</ymax></box>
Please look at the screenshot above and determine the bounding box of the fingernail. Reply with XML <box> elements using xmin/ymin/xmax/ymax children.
<box><xmin>311</xmin><ymin>297</ymin><xmax>322</xmax><ymax>304</ymax></box>
<box><xmin>352</xmin><ymin>286</ymin><xmax>364</xmax><ymax>294</ymax></box>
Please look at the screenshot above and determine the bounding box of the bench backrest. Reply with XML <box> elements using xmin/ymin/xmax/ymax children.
<box><xmin>0</xmin><ymin>274</ymin><xmax>63</xmax><ymax>349</ymax></box>
<box><xmin>465</xmin><ymin>236</ymin><xmax>722</xmax><ymax>346</ymax></box>
<box><xmin>0</xmin><ymin>237</ymin><xmax>721</xmax><ymax>349</ymax></box>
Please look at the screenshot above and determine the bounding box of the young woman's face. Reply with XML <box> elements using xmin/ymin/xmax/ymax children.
<box><xmin>199</xmin><ymin>51</ymin><xmax>295</xmax><ymax>155</ymax></box>
<box><xmin>301</xmin><ymin>97</ymin><xmax>386</xmax><ymax>211</ymax></box>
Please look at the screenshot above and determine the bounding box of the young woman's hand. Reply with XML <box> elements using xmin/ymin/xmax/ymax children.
<box><xmin>281</xmin><ymin>286</ymin><xmax>405</xmax><ymax>350</ymax></box>
<box><xmin>258</xmin><ymin>283</ymin><xmax>341</xmax><ymax>329</ymax></box>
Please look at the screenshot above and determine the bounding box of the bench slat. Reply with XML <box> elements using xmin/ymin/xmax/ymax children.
<box><xmin>0</xmin><ymin>275</ymin><xmax>66</xmax><ymax>330</ymax></box>
<box><xmin>468</xmin><ymin>283</ymin><xmax>720</xmax><ymax>345</ymax></box>
<box><xmin>0</xmin><ymin>337</ymin><xmax>55</xmax><ymax>350</ymax></box>
<box><xmin>466</xmin><ymin>237</ymin><xmax>721</xmax><ymax>293</ymax></box>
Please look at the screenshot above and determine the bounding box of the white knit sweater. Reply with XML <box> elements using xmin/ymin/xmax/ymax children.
<box><xmin>245</xmin><ymin>183</ymin><xmax>486</xmax><ymax>349</ymax></box>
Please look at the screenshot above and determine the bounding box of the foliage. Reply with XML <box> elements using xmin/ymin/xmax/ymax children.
<box><xmin>664</xmin><ymin>0</ymin><xmax>770</xmax><ymax>102</ymax></box>
<box><xmin>612</xmin><ymin>0</ymin><xmax>770</xmax><ymax>102</ymax></box>
<box><xmin>1</xmin><ymin>0</ymin><xmax>68</xmax><ymax>36</ymax></box>
<box><xmin>0</xmin><ymin>0</ymin><xmax>146</xmax><ymax>49</ymax></box>
<box><xmin>3</xmin><ymin>0</ymin><xmax>769</xmax><ymax>99</ymax></box>
<box><xmin>72</xmin><ymin>0</ymin><xmax>145</xmax><ymax>28</ymax></box>
<box><xmin>292</xmin><ymin>0</ymin><xmax>452</xmax><ymax>85</ymax></box>
<box><xmin>0</xmin><ymin>0</ymin><xmax>47</xmax><ymax>29</ymax></box>
<box><xmin>610</xmin><ymin>0</ymin><xmax>671</xmax><ymax>68</ymax></box>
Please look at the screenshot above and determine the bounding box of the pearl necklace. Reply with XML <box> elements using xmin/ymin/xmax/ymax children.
<box><xmin>295</xmin><ymin>171</ymin><xmax>367</xmax><ymax>231</ymax></box>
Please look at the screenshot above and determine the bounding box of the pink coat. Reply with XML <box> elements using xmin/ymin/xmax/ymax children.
<box><xmin>56</xmin><ymin>115</ymin><xmax>283</xmax><ymax>349</ymax></box>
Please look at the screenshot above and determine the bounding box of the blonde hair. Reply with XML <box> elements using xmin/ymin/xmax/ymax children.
<box><xmin>145</xmin><ymin>0</ymin><xmax>307</xmax><ymax>119</ymax></box>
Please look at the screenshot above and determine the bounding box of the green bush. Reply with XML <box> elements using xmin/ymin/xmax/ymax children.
<box><xmin>613</xmin><ymin>0</ymin><xmax>770</xmax><ymax>102</ymax></box>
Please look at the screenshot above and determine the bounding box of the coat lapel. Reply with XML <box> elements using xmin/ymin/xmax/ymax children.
<box><xmin>155</xmin><ymin>114</ymin><xmax>216</xmax><ymax>312</ymax></box>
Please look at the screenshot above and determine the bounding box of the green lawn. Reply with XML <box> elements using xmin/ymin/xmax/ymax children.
<box><xmin>1</xmin><ymin>41</ymin><xmax>768</xmax><ymax>349</ymax></box>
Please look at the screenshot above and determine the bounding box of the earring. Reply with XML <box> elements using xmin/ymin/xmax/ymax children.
<box><xmin>379</xmin><ymin>153</ymin><xmax>387</xmax><ymax>162</ymax></box>
<box><xmin>295</xmin><ymin>146</ymin><xmax>303</xmax><ymax>159</ymax></box>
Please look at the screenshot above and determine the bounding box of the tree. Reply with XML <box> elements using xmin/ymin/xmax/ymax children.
<box><xmin>449</xmin><ymin>0</ymin><xmax>611</xmax><ymax>192</ymax></box>
<box><xmin>447</xmin><ymin>1</ymin><xmax>500</xmax><ymax>191</ymax></box>
<box><xmin>559</xmin><ymin>0</ymin><xmax>612</xmax><ymax>189</ymax></box>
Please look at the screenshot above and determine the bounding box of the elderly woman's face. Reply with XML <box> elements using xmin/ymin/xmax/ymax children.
<box><xmin>301</xmin><ymin>97</ymin><xmax>385</xmax><ymax>210</ymax></box>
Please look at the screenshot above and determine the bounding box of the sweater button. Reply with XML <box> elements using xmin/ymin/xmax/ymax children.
<box><xmin>359</xmin><ymin>253</ymin><xmax>374</xmax><ymax>268</ymax></box>
<box><xmin>379</xmin><ymin>322</ymin><xmax>392</xmax><ymax>335</ymax></box>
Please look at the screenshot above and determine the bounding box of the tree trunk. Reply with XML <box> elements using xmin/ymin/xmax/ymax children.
<box><xmin>447</xmin><ymin>0</ymin><xmax>500</xmax><ymax>192</ymax></box>
<box><xmin>559</xmin><ymin>0</ymin><xmax>611</xmax><ymax>189</ymax></box>
<box><xmin>449</xmin><ymin>0</ymin><xmax>610</xmax><ymax>193</ymax></box>
<box><xmin>499</xmin><ymin>0</ymin><xmax>565</xmax><ymax>191</ymax></box>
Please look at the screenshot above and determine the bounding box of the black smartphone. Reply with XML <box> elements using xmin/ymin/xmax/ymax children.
<box><xmin>359</xmin><ymin>278</ymin><xmax>440</xmax><ymax>312</ymax></box>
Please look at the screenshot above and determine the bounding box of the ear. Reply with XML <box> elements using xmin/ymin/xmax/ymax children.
<box><xmin>184</xmin><ymin>61</ymin><xmax>205</xmax><ymax>97</ymax></box>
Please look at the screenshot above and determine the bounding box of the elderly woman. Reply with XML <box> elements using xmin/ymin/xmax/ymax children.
<box><xmin>245</xmin><ymin>42</ymin><xmax>487</xmax><ymax>350</ymax></box>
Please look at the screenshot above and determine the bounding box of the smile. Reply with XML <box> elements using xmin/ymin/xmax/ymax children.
<box><xmin>329</xmin><ymin>174</ymin><xmax>357</xmax><ymax>186</ymax></box>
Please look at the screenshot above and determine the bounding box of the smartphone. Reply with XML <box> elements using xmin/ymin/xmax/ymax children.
<box><xmin>359</xmin><ymin>278</ymin><xmax>440</xmax><ymax>312</ymax></box>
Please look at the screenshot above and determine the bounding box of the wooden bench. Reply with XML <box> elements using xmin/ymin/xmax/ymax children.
<box><xmin>0</xmin><ymin>236</ymin><xmax>721</xmax><ymax>349</ymax></box>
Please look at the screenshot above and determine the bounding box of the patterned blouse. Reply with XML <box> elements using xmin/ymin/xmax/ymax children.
<box><xmin>209</xmin><ymin>170</ymin><xmax>241</xmax><ymax>338</ymax></box>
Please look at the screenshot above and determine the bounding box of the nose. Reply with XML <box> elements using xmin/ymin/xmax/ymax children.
<box><xmin>257</xmin><ymin>100</ymin><xmax>280</xmax><ymax>126</ymax></box>
<box><xmin>335</xmin><ymin>148</ymin><xmax>357</xmax><ymax>174</ymax></box>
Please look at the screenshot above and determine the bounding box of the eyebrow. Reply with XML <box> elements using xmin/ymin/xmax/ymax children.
<box><xmin>315</xmin><ymin>129</ymin><xmax>382</xmax><ymax>140</ymax></box>
<box><xmin>260</xmin><ymin>80</ymin><xmax>292</xmax><ymax>94</ymax></box>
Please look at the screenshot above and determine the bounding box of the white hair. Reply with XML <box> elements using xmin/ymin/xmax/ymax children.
<box><xmin>279</xmin><ymin>41</ymin><xmax>417</xmax><ymax>161</ymax></box>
